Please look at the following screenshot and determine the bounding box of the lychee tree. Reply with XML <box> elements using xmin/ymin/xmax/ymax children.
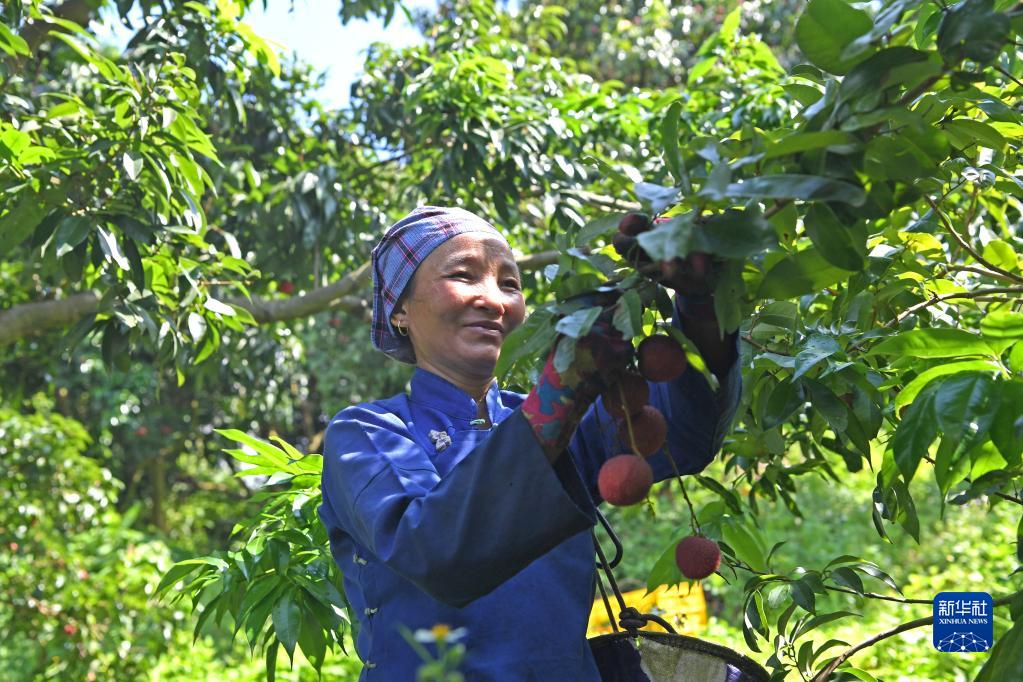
<box><xmin>501</xmin><ymin>1</ymin><xmax>1023</xmax><ymax>679</ymax></box>
<box><xmin>15</xmin><ymin>0</ymin><xmax>1011</xmax><ymax>679</ymax></box>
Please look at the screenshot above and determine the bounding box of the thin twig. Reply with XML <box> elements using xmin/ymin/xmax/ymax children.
<box><xmin>824</xmin><ymin>585</ymin><xmax>931</xmax><ymax>604</ymax></box>
<box><xmin>995</xmin><ymin>65</ymin><xmax>1023</xmax><ymax>89</ymax></box>
<box><xmin>813</xmin><ymin>591</ymin><xmax>1021</xmax><ymax>681</ymax></box>
<box><xmin>925</xmin><ymin>196</ymin><xmax>1023</xmax><ymax>285</ymax></box>
<box><xmin>943</xmin><ymin>264</ymin><xmax>1022</xmax><ymax>285</ymax></box>
<box><xmin>885</xmin><ymin>286</ymin><xmax>1023</xmax><ymax>328</ymax></box>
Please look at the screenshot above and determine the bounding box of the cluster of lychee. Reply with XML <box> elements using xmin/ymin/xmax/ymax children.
<box><xmin>594</xmin><ymin>213</ymin><xmax>721</xmax><ymax>581</ymax></box>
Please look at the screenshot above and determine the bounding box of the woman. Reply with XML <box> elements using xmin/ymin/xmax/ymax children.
<box><xmin>318</xmin><ymin>206</ymin><xmax>741</xmax><ymax>680</ymax></box>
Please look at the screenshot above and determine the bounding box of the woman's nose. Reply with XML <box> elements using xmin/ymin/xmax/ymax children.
<box><xmin>474</xmin><ymin>278</ymin><xmax>507</xmax><ymax>313</ymax></box>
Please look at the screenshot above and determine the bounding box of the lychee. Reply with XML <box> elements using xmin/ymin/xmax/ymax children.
<box><xmin>618</xmin><ymin>213</ymin><xmax>651</xmax><ymax>236</ymax></box>
<box><xmin>597</xmin><ymin>455</ymin><xmax>653</xmax><ymax>506</ymax></box>
<box><xmin>674</xmin><ymin>535</ymin><xmax>721</xmax><ymax>580</ymax></box>
<box><xmin>638</xmin><ymin>335</ymin><xmax>688</xmax><ymax>382</ymax></box>
<box><xmin>620</xmin><ymin>404</ymin><xmax>667</xmax><ymax>457</ymax></box>
<box><xmin>612</xmin><ymin>231</ymin><xmax>643</xmax><ymax>263</ymax></box>
<box><xmin>601</xmin><ymin>372</ymin><xmax>649</xmax><ymax>419</ymax></box>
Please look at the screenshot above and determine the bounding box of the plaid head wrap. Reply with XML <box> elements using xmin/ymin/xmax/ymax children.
<box><xmin>371</xmin><ymin>206</ymin><xmax>508</xmax><ymax>363</ymax></box>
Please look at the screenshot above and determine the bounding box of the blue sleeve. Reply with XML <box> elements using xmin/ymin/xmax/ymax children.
<box><xmin>566</xmin><ymin>301</ymin><xmax>743</xmax><ymax>502</ymax></box>
<box><xmin>320</xmin><ymin>406</ymin><xmax>596</xmax><ymax>608</ymax></box>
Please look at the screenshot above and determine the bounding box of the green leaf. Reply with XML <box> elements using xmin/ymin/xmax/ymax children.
<box><xmin>990</xmin><ymin>381</ymin><xmax>1023</xmax><ymax>466</ymax></box>
<box><xmin>831</xmin><ymin>567</ymin><xmax>863</xmax><ymax>594</ymax></box>
<box><xmin>795</xmin><ymin>0</ymin><xmax>874</xmax><ymax>74</ymax></box>
<box><xmin>803</xmin><ymin>204</ymin><xmax>866</xmax><ymax>271</ymax></box>
<box><xmin>204</xmin><ymin>297</ymin><xmax>236</xmax><ymax>317</ymax></box>
<box><xmin>271</xmin><ymin>593</ymin><xmax>300</xmax><ymax>661</ymax></box>
<box><xmin>793</xmin><ymin>335</ymin><xmax>841</xmax><ymax>381</ymax></box>
<box><xmin>892</xmin><ymin>383</ymin><xmax>939</xmax><ymax>482</ymax></box>
<box><xmin>691</xmin><ymin>209</ymin><xmax>777</xmax><ymax>259</ymax></box>
<box><xmin>575</xmin><ymin>212</ymin><xmax>624</xmax><ymax>247</ymax></box>
<box><xmin>496</xmin><ymin>309</ymin><xmax>557</xmax><ymax>378</ymax></box>
<box><xmin>611</xmin><ymin>290</ymin><xmax>642</xmax><ymax>339</ymax></box>
<box><xmin>868</xmin><ymin>328</ymin><xmax>994</xmax><ymax>359</ymax></box>
<box><xmin>981</xmin><ymin>311</ymin><xmax>1023</xmax><ymax>353</ymax></box>
<box><xmin>634</xmin><ymin>182</ymin><xmax>680</xmax><ymax>214</ymax></box>
<box><xmin>713</xmin><ymin>259</ymin><xmax>745</xmax><ymax>334</ymax></box>
<box><xmin>763</xmin><ymin>131</ymin><xmax>857</xmax><ymax>160</ymax></box>
<box><xmin>97</xmin><ymin>227</ymin><xmax>130</xmax><ymax>270</ymax></box>
<box><xmin>646</xmin><ymin>538</ymin><xmax>684</xmax><ymax>591</ymax></box>
<box><xmin>757</xmin><ymin>248</ymin><xmax>854</xmax><ymax>299</ymax></box>
<box><xmin>933</xmin><ymin>372</ymin><xmax>997</xmax><ymax>442</ymax></box>
<box><xmin>187</xmin><ymin>312</ymin><xmax>207</xmax><ymax>343</ymax></box>
<box><xmin>635</xmin><ymin>214</ymin><xmax>694</xmax><ymax>262</ymax></box>
<box><xmin>804</xmin><ymin>378</ymin><xmax>849</xmax><ymax>433</ymax></box>
<box><xmin>975</xmin><ymin>619</ymin><xmax>1023</xmax><ymax>682</ymax></box>
<box><xmin>723</xmin><ymin>175</ymin><xmax>865</xmax><ymax>205</ymax></box>
<box><xmin>937</xmin><ymin>0</ymin><xmax>1011</xmax><ymax>64</ymax></box>
<box><xmin>0</xmin><ymin>193</ymin><xmax>48</xmax><ymax>256</ymax></box>
<box><xmin>156</xmin><ymin>557</ymin><xmax>226</xmax><ymax>594</ymax></box>
<box><xmin>555</xmin><ymin>306</ymin><xmax>601</xmax><ymax>338</ymax></box>
<box><xmin>0</xmin><ymin>21</ymin><xmax>30</xmax><ymax>56</ymax></box>
<box><xmin>895</xmin><ymin>360</ymin><xmax>1001</xmax><ymax>410</ymax></box>
<box><xmin>661</xmin><ymin>99</ymin><xmax>686</xmax><ymax>188</ymax></box>
<box><xmin>722</xmin><ymin>521</ymin><xmax>767</xmax><ymax>573</ymax></box>
<box><xmin>790</xmin><ymin>577</ymin><xmax>816</xmax><ymax>614</ymax></box>
<box><xmin>762</xmin><ymin>379</ymin><xmax>805</xmax><ymax>430</ymax></box>
<box><xmin>943</xmin><ymin>118</ymin><xmax>1008</xmax><ymax>152</ymax></box>
<box><xmin>123</xmin><ymin>151</ymin><xmax>143</xmax><ymax>181</ymax></box>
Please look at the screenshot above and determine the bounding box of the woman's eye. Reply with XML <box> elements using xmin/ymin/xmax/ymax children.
<box><xmin>504</xmin><ymin>280</ymin><xmax>521</xmax><ymax>290</ymax></box>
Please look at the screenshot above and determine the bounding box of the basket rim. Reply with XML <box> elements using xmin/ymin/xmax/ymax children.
<box><xmin>588</xmin><ymin>630</ymin><xmax>769</xmax><ymax>682</ymax></box>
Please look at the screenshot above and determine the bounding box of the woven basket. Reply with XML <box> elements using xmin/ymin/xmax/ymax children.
<box><xmin>589</xmin><ymin>630</ymin><xmax>769</xmax><ymax>682</ymax></box>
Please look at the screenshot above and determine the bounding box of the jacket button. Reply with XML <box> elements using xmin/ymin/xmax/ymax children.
<box><xmin>364</xmin><ymin>607</ymin><xmax>378</xmax><ymax>616</ymax></box>
<box><xmin>353</xmin><ymin>553</ymin><xmax>368</xmax><ymax>566</ymax></box>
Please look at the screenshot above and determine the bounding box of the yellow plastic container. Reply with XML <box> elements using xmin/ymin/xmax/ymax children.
<box><xmin>587</xmin><ymin>583</ymin><xmax>707</xmax><ymax>637</ymax></box>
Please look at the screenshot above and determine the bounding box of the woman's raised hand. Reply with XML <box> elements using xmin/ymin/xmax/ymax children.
<box><xmin>521</xmin><ymin>295</ymin><xmax>633</xmax><ymax>463</ymax></box>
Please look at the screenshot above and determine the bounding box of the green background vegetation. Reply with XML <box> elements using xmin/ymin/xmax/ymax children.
<box><xmin>2</xmin><ymin>0</ymin><xmax>1022</xmax><ymax>680</ymax></box>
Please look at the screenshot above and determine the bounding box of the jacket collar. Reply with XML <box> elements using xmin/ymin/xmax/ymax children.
<box><xmin>409</xmin><ymin>367</ymin><xmax>501</xmax><ymax>423</ymax></box>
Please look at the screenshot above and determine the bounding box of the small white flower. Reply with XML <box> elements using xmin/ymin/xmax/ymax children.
<box><xmin>413</xmin><ymin>623</ymin><xmax>468</xmax><ymax>643</ymax></box>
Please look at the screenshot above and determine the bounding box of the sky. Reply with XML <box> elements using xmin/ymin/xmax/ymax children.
<box><xmin>96</xmin><ymin>0</ymin><xmax>435</xmax><ymax>108</ymax></box>
<box><xmin>244</xmin><ymin>1</ymin><xmax>433</xmax><ymax>107</ymax></box>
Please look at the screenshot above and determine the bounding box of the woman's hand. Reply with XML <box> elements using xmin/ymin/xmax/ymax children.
<box><xmin>613</xmin><ymin>213</ymin><xmax>737</xmax><ymax>378</ymax></box>
<box><xmin>521</xmin><ymin>299</ymin><xmax>633</xmax><ymax>463</ymax></box>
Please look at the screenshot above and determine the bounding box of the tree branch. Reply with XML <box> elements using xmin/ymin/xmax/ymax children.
<box><xmin>813</xmin><ymin>591</ymin><xmax>1021</xmax><ymax>681</ymax></box>
<box><xmin>885</xmin><ymin>286</ymin><xmax>1023</xmax><ymax>328</ymax></box>
<box><xmin>925</xmin><ymin>196</ymin><xmax>1023</xmax><ymax>285</ymax></box>
<box><xmin>0</xmin><ymin>250</ymin><xmax>564</xmax><ymax>346</ymax></box>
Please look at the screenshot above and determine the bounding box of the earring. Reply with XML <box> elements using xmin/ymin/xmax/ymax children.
<box><xmin>396</xmin><ymin>325</ymin><xmax>409</xmax><ymax>337</ymax></box>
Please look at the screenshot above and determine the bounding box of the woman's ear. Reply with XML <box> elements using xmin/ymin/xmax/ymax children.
<box><xmin>390</xmin><ymin>305</ymin><xmax>408</xmax><ymax>329</ymax></box>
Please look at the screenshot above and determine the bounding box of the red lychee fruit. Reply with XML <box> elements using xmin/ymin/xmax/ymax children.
<box><xmin>63</xmin><ymin>623</ymin><xmax>77</xmax><ymax>636</ymax></box>
<box><xmin>612</xmin><ymin>231</ymin><xmax>643</xmax><ymax>263</ymax></box>
<box><xmin>598</xmin><ymin>455</ymin><xmax>654</xmax><ymax>506</ymax></box>
<box><xmin>134</xmin><ymin>426</ymin><xmax>149</xmax><ymax>437</ymax></box>
<box><xmin>160</xmin><ymin>425</ymin><xmax>173</xmax><ymax>436</ymax></box>
<box><xmin>638</xmin><ymin>335</ymin><xmax>688</xmax><ymax>382</ymax></box>
<box><xmin>620</xmin><ymin>404</ymin><xmax>667</xmax><ymax>457</ymax></box>
<box><xmin>601</xmin><ymin>372</ymin><xmax>649</xmax><ymax>419</ymax></box>
<box><xmin>675</xmin><ymin>535</ymin><xmax>721</xmax><ymax>580</ymax></box>
<box><xmin>279</xmin><ymin>281</ymin><xmax>295</xmax><ymax>295</ymax></box>
<box><xmin>618</xmin><ymin>212</ymin><xmax>651</xmax><ymax>236</ymax></box>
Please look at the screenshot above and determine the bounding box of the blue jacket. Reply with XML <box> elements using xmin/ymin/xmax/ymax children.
<box><xmin>318</xmin><ymin>334</ymin><xmax>741</xmax><ymax>680</ymax></box>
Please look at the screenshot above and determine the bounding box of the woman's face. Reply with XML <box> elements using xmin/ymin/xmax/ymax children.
<box><xmin>391</xmin><ymin>233</ymin><xmax>526</xmax><ymax>384</ymax></box>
